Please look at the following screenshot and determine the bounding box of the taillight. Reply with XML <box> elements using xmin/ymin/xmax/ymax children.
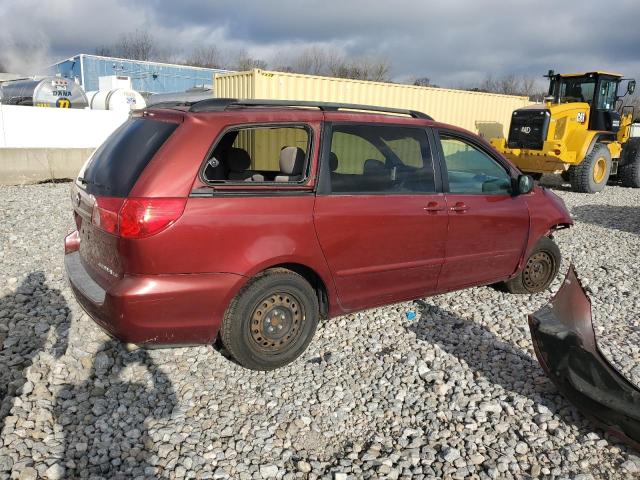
<box><xmin>119</xmin><ymin>198</ymin><xmax>186</xmax><ymax>238</ymax></box>
<box><xmin>91</xmin><ymin>197</ymin><xmax>186</xmax><ymax>239</ymax></box>
<box><xmin>92</xmin><ymin>197</ymin><xmax>124</xmax><ymax>235</ymax></box>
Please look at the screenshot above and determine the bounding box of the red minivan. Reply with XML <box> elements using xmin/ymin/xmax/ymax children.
<box><xmin>65</xmin><ymin>99</ymin><xmax>572</xmax><ymax>370</ymax></box>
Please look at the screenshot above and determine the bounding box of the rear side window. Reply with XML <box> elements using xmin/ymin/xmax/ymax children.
<box><xmin>328</xmin><ymin>125</ymin><xmax>435</xmax><ymax>194</ymax></box>
<box><xmin>79</xmin><ymin>118</ymin><xmax>178</xmax><ymax>197</ymax></box>
<box><xmin>203</xmin><ymin>125</ymin><xmax>311</xmax><ymax>183</ymax></box>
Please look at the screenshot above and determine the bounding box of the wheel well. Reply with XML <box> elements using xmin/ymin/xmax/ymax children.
<box><xmin>546</xmin><ymin>223</ymin><xmax>571</xmax><ymax>239</ymax></box>
<box><xmin>264</xmin><ymin>263</ymin><xmax>329</xmax><ymax>319</ymax></box>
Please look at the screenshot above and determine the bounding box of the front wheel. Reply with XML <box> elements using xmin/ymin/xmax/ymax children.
<box><xmin>502</xmin><ymin>237</ymin><xmax>561</xmax><ymax>294</ymax></box>
<box><xmin>569</xmin><ymin>143</ymin><xmax>611</xmax><ymax>193</ymax></box>
<box><xmin>220</xmin><ymin>269</ymin><xmax>319</xmax><ymax>370</ymax></box>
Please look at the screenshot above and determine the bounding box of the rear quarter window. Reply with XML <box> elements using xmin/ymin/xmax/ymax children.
<box><xmin>80</xmin><ymin>118</ymin><xmax>178</xmax><ymax>197</ymax></box>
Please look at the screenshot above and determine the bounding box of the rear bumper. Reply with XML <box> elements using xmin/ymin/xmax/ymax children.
<box><xmin>65</xmin><ymin>251</ymin><xmax>246</xmax><ymax>346</ymax></box>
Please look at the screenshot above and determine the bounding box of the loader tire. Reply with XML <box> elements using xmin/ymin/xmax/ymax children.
<box><xmin>619</xmin><ymin>138</ymin><xmax>640</xmax><ymax>188</ymax></box>
<box><xmin>569</xmin><ymin>143</ymin><xmax>611</xmax><ymax>193</ymax></box>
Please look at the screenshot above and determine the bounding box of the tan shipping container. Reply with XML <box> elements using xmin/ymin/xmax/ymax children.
<box><xmin>214</xmin><ymin>69</ymin><xmax>531</xmax><ymax>139</ymax></box>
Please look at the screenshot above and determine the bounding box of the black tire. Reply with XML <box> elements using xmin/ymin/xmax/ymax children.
<box><xmin>619</xmin><ymin>138</ymin><xmax>640</xmax><ymax>188</ymax></box>
<box><xmin>502</xmin><ymin>237</ymin><xmax>561</xmax><ymax>294</ymax></box>
<box><xmin>221</xmin><ymin>269</ymin><xmax>319</xmax><ymax>370</ymax></box>
<box><xmin>569</xmin><ymin>143</ymin><xmax>611</xmax><ymax>193</ymax></box>
<box><xmin>529</xmin><ymin>173</ymin><xmax>543</xmax><ymax>181</ymax></box>
<box><xmin>560</xmin><ymin>170</ymin><xmax>571</xmax><ymax>182</ymax></box>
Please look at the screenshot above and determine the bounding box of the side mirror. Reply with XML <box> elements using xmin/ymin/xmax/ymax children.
<box><xmin>628</xmin><ymin>80</ymin><xmax>636</xmax><ymax>95</ymax></box>
<box><xmin>516</xmin><ymin>174</ymin><xmax>534</xmax><ymax>195</ymax></box>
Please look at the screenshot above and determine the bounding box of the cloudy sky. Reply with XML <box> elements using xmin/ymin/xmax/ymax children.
<box><xmin>2</xmin><ymin>0</ymin><xmax>639</xmax><ymax>88</ymax></box>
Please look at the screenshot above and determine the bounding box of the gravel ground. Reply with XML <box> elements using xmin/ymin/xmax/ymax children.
<box><xmin>1</xmin><ymin>179</ymin><xmax>639</xmax><ymax>479</ymax></box>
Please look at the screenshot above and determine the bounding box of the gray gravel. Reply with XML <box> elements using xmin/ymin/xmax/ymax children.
<box><xmin>1</xmin><ymin>179</ymin><xmax>639</xmax><ymax>479</ymax></box>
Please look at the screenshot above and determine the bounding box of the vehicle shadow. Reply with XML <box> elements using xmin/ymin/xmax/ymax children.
<box><xmin>405</xmin><ymin>303</ymin><xmax>613</xmax><ymax>444</ymax></box>
<box><xmin>0</xmin><ymin>272</ymin><xmax>69</xmax><ymax>433</ymax></box>
<box><xmin>572</xmin><ymin>204</ymin><xmax>640</xmax><ymax>235</ymax></box>
<box><xmin>53</xmin><ymin>339</ymin><xmax>177</xmax><ymax>478</ymax></box>
<box><xmin>0</xmin><ymin>273</ymin><xmax>177</xmax><ymax>477</ymax></box>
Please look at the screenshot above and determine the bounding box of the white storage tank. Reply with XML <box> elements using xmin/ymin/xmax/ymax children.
<box><xmin>89</xmin><ymin>89</ymin><xmax>146</xmax><ymax>111</ymax></box>
<box><xmin>85</xmin><ymin>90</ymin><xmax>98</xmax><ymax>107</ymax></box>
<box><xmin>631</xmin><ymin>123</ymin><xmax>640</xmax><ymax>138</ymax></box>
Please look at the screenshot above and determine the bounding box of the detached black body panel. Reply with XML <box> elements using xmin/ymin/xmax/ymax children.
<box><xmin>529</xmin><ymin>266</ymin><xmax>640</xmax><ymax>451</ymax></box>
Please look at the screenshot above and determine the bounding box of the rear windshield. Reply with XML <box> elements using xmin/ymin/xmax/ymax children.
<box><xmin>79</xmin><ymin>118</ymin><xmax>178</xmax><ymax>197</ymax></box>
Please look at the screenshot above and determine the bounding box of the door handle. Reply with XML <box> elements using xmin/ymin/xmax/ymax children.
<box><xmin>423</xmin><ymin>201</ymin><xmax>445</xmax><ymax>212</ymax></box>
<box><xmin>450</xmin><ymin>202</ymin><xmax>469</xmax><ymax>212</ymax></box>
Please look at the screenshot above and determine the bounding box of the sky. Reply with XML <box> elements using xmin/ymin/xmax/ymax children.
<box><xmin>1</xmin><ymin>0</ymin><xmax>640</xmax><ymax>89</ymax></box>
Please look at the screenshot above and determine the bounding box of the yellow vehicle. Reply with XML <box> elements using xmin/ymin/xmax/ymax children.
<box><xmin>491</xmin><ymin>70</ymin><xmax>638</xmax><ymax>193</ymax></box>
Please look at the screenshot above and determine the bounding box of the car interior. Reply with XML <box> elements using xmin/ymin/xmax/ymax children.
<box><xmin>440</xmin><ymin>136</ymin><xmax>513</xmax><ymax>194</ymax></box>
<box><xmin>329</xmin><ymin>127</ymin><xmax>436</xmax><ymax>193</ymax></box>
<box><xmin>203</xmin><ymin>127</ymin><xmax>309</xmax><ymax>183</ymax></box>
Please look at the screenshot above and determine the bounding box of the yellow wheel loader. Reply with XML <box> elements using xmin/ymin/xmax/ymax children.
<box><xmin>491</xmin><ymin>70</ymin><xmax>638</xmax><ymax>193</ymax></box>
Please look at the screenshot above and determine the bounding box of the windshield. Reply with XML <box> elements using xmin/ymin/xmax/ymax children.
<box><xmin>556</xmin><ymin>77</ymin><xmax>596</xmax><ymax>105</ymax></box>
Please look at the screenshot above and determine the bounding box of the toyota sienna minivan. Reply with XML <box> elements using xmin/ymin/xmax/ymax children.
<box><xmin>65</xmin><ymin>99</ymin><xmax>572</xmax><ymax>370</ymax></box>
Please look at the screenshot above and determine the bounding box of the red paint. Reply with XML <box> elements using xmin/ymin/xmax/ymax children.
<box><xmin>65</xmin><ymin>106</ymin><xmax>572</xmax><ymax>347</ymax></box>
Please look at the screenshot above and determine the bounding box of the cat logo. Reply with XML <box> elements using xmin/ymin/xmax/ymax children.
<box><xmin>56</xmin><ymin>98</ymin><xmax>71</xmax><ymax>108</ymax></box>
<box><xmin>520</xmin><ymin>126</ymin><xmax>532</xmax><ymax>134</ymax></box>
<box><xmin>577</xmin><ymin>112</ymin><xmax>586</xmax><ymax>123</ymax></box>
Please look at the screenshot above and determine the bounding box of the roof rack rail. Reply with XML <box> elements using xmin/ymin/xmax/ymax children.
<box><xmin>185</xmin><ymin>98</ymin><xmax>433</xmax><ymax>120</ymax></box>
<box><xmin>145</xmin><ymin>100</ymin><xmax>195</xmax><ymax>109</ymax></box>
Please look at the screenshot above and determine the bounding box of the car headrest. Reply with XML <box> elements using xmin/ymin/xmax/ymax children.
<box><xmin>280</xmin><ymin>146</ymin><xmax>305</xmax><ymax>175</ymax></box>
<box><xmin>363</xmin><ymin>159</ymin><xmax>387</xmax><ymax>175</ymax></box>
<box><xmin>226</xmin><ymin>148</ymin><xmax>251</xmax><ymax>172</ymax></box>
<box><xmin>329</xmin><ymin>152</ymin><xmax>339</xmax><ymax>172</ymax></box>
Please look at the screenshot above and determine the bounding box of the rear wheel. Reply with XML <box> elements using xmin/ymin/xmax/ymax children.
<box><xmin>503</xmin><ymin>237</ymin><xmax>561</xmax><ymax>294</ymax></box>
<box><xmin>619</xmin><ymin>138</ymin><xmax>640</xmax><ymax>188</ymax></box>
<box><xmin>569</xmin><ymin>143</ymin><xmax>611</xmax><ymax>193</ymax></box>
<box><xmin>221</xmin><ymin>269</ymin><xmax>319</xmax><ymax>370</ymax></box>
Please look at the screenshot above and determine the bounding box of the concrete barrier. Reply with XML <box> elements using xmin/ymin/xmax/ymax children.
<box><xmin>0</xmin><ymin>148</ymin><xmax>94</xmax><ymax>185</ymax></box>
<box><xmin>0</xmin><ymin>104</ymin><xmax>128</xmax><ymax>148</ymax></box>
<box><xmin>0</xmin><ymin>104</ymin><xmax>128</xmax><ymax>185</ymax></box>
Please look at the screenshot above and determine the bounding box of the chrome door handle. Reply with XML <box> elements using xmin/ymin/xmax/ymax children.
<box><xmin>450</xmin><ymin>202</ymin><xmax>469</xmax><ymax>212</ymax></box>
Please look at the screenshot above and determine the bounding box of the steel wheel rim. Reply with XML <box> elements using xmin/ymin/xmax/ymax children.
<box><xmin>523</xmin><ymin>251</ymin><xmax>555</xmax><ymax>291</ymax></box>
<box><xmin>593</xmin><ymin>157</ymin><xmax>607</xmax><ymax>183</ymax></box>
<box><xmin>249</xmin><ymin>292</ymin><xmax>305</xmax><ymax>352</ymax></box>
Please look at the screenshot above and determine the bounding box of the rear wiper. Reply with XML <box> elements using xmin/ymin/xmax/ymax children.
<box><xmin>76</xmin><ymin>176</ymin><xmax>110</xmax><ymax>191</ymax></box>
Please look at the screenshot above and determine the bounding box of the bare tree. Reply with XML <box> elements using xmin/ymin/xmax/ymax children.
<box><xmin>279</xmin><ymin>46</ymin><xmax>392</xmax><ymax>82</ymax></box>
<box><xmin>233</xmin><ymin>50</ymin><xmax>268</xmax><ymax>71</ymax></box>
<box><xmin>287</xmin><ymin>46</ymin><xmax>332</xmax><ymax>75</ymax></box>
<box><xmin>94</xmin><ymin>45</ymin><xmax>113</xmax><ymax>57</ymax></box>
<box><xmin>476</xmin><ymin>73</ymin><xmax>545</xmax><ymax>100</ymax></box>
<box><xmin>117</xmin><ymin>30</ymin><xmax>154</xmax><ymax>60</ymax></box>
<box><xmin>95</xmin><ymin>29</ymin><xmax>155</xmax><ymax>61</ymax></box>
<box><xmin>412</xmin><ymin>77</ymin><xmax>433</xmax><ymax>87</ymax></box>
<box><xmin>327</xmin><ymin>55</ymin><xmax>391</xmax><ymax>82</ymax></box>
<box><xmin>185</xmin><ymin>45</ymin><xmax>226</xmax><ymax>69</ymax></box>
